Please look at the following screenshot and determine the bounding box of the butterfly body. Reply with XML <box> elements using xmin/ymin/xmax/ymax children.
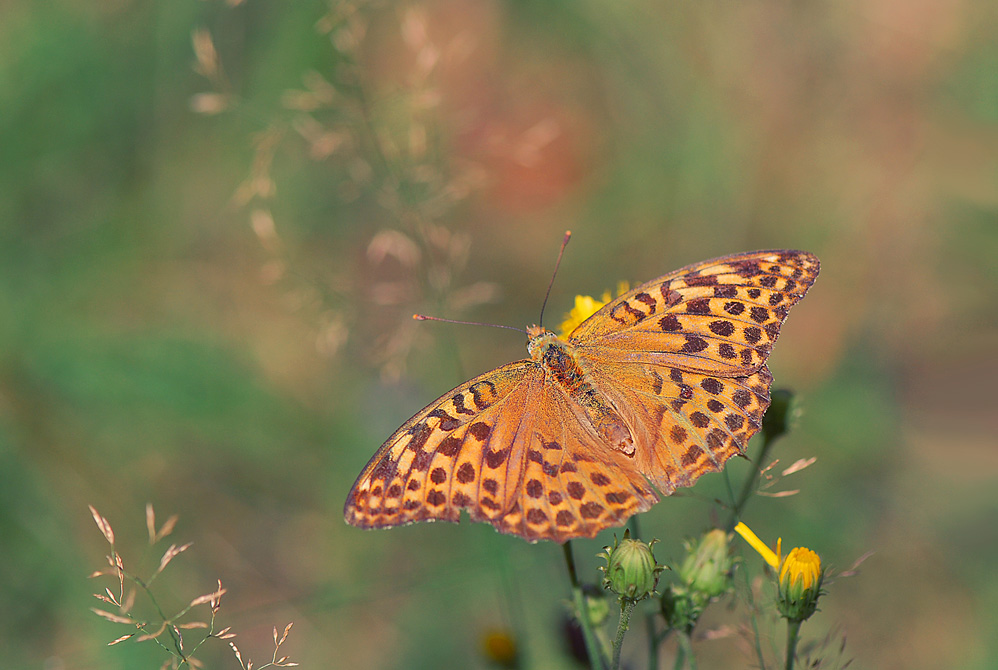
<box><xmin>528</xmin><ymin>325</ymin><xmax>636</xmax><ymax>454</ymax></box>
<box><xmin>345</xmin><ymin>249</ymin><xmax>820</xmax><ymax>542</ymax></box>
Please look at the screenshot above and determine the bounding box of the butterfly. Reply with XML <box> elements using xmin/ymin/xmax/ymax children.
<box><xmin>344</xmin><ymin>249</ymin><xmax>820</xmax><ymax>543</ymax></box>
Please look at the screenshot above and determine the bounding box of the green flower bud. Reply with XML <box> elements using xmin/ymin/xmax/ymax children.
<box><xmin>660</xmin><ymin>584</ymin><xmax>701</xmax><ymax>632</ymax></box>
<box><xmin>762</xmin><ymin>388</ymin><xmax>795</xmax><ymax>441</ymax></box>
<box><xmin>777</xmin><ymin>547</ymin><xmax>824</xmax><ymax>622</ymax></box>
<box><xmin>678</xmin><ymin>529</ymin><xmax>733</xmax><ymax>599</ymax></box>
<box><xmin>581</xmin><ymin>584</ymin><xmax>611</xmax><ymax>627</ymax></box>
<box><xmin>598</xmin><ymin>530</ymin><xmax>665</xmax><ymax>602</ymax></box>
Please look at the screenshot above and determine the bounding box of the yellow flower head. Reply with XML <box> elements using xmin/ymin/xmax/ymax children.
<box><xmin>780</xmin><ymin>547</ymin><xmax>821</xmax><ymax>594</ymax></box>
<box><xmin>558</xmin><ymin>282</ymin><xmax>630</xmax><ymax>338</ymax></box>
<box><xmin>480</xmin><ymin>628</ymin><xmax>518</xmax><ymax>668</ymax></box>
<box><xmin>734</xmin><ymin>522</ymin><xmax>824</xmax><ymax>622</ymax></box>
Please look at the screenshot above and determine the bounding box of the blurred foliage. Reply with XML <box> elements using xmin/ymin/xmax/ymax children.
<box><xmin>0</xmin><ymin>0</ymin><xmax>996</xmax><ymax>668</ymax></box>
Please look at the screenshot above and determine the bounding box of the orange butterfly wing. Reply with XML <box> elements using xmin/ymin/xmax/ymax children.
<box><xmin>570</xmin><ymin>250</ymin><xmax>819</xmax><ymax>494</ymax></box>
<box><xmin>344</xmin><ymin>361</ymin><xmax>658</xmax><ymax>542</ymax></box>
<box><xmin>344</xmin><ymin>249</ymin><xmax>819</xmax><ymax>543</ymax></box>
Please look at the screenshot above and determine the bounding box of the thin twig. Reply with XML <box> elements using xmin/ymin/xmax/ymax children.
<box><xmin>564</xmin><ymin>542</ymin><xmax>607</xmax><ymax>670</ymax></box>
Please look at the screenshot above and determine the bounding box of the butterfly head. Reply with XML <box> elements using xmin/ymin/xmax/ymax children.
<box><xmin>525</xmin><ymin>324</ymin><xmax>560</xmax><ymax>358</ymax></box>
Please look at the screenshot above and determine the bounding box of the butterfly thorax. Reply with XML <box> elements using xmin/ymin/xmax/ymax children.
<box><xmin>526</xmin><ymin>325</ymin><xmax>636</xmax><ymax>455</ymax></box>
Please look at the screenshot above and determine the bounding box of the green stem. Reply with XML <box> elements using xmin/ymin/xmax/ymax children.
<box><xmin>784</xmin><ymin>620</ymin><xmax>802</xmax><ymax>670</ymax></box>
<box><xmin>627</xmin><ymin>514</ymin><xmax>642</xmax><ymax>539</ymax></box>
<box><xmin>646</xmin><ymin>612</ymin><xmax>659</xmax><ymax>670</ymax></box>
<box><xmin>726</xmin><ymin>432</ymin><xmax>777</xmax><ymax>531</ymax></box>
<box><xmin>674</xmin><ymin>630</ymin><xmax>697</xmax><ymax>670</ymax></box>
<box><xmin>611</xmin><ymin>599</ymin><xmax>636</xmax><ymax>670</ymax></box>
<box><xmin>564</xmin><ymin>542</ymin><xmax>606</xmax><ymax>670</ymax></box>
<box><xmin>738</xmin><ymin>564</ymin><xmax>767</xmax><ymax>670</ymax></box>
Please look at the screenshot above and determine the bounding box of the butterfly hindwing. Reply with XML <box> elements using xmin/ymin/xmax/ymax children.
<box><xmin>585</xmin><ymin>358</ymin><xmax>774</xmax><ymax>494</ymax></box>
<box><xmin>496</xmin><ymin>389</ymin><xmax>657</xmax><ymax>542</ymax></box>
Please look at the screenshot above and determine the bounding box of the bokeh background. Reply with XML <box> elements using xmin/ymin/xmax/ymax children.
<box><xmin>2</xmin><ymin>0</ymin><xmax>996</xmax><ymax>668</ymax></box>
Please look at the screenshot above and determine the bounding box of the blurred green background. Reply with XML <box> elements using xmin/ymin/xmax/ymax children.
<box><xmin>2</xmin><ymin>0</ymin><xmax>996</xmax><ymax>668</ymax></box>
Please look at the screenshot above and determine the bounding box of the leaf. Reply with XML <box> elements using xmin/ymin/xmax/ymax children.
<box><xmin>89</xmin><ymin>505</ymin><xmax>114</xmax><ymax>545</ymax></box>
<box><xmin>190</xmin><ymin>587</ymin><xmax>226</xmax><ymax>608</ymax></box>
<box><xmin>757</xmin><ymin>489</ymin><xmax>800</xmax><ymax>498</ymax></box>
<box><xmin>277</xmin><ymin>622</ymin><xmax>293</xmax><ymax>646</ymax></box>
<box><xmin>838</xmin><ymin>550</ymin><xmax>875</xmax><ymax>577</ymax></box>
<box><xmin>146</xmin><ymin>503</ymin><xmax>156</xmax><ymax>543</ymax></box>
<box><xmin>154</xmin><ymin>542</ymin><xmax>193</xmax><ymax>577</ymax></box>
<box><xmin>229</xmin><ymin>641</ymin><xmax>245</xmax><ymax>669</ymax></box>
<box><xmin>92</xmin><ymin>592</ymin><xmax>117</xmax><ymax>605</ymax></box>
<box><xmin>91</xmin><ymin>608</ymin><xmax>133</xmax><ymax>625</ymax></box>
<box><xmin>136</xmin><ymin>623</ymin><xmax>166</xmax><ymax>642</ymax></box>
<box><xmin>156</xmin><ymin>514</ymin><xmax>179</xmax><ymax>543</ymax></box>
<box><xmin>120</xmin><ymin>587</ymin><xmax>136</xmax><ymax>614</ymax></box>
<box><xmin>782</xmin><ymin>457</ymin><xmax>816</xmax><ymax>476</ymax></box>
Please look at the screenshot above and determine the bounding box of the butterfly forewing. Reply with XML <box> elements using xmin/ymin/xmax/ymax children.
<box><xmin>344</xmin><ymin>361</ymin><xmax>533</xmax><ymax>530</ymax></box>
<box><xmin>570</xmin><ymin>250</ymin><xmax>820</xmax><ymax>376</ymax></box>
<box><xmin>344</xmin><ymin>360</ymin><xmax>659</xmax><ymax>542</ymax></box>
<box><xmin>569</xmin><ymin>249</ymin><xmax>818</xmax><ymax>495</ymax></box>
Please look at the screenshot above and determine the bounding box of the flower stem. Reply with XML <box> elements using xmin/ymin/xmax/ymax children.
<box><xmin>726</xmin><ymin>432</ymin><xmax>776</xmax><ymax>530</ymax></box>
<box><xmin>564</xmin><ymin>542</ymin><xmax>606</xmax><ymax>670</ymax></box>
<box><xmin>627</xmin><ymin>514</ymin><xmax>642</xmax><ymax>539</ymax></box>
<box><xmin>646</xmin><ymin>612</ymin><xmax>659</xmax><ymax>670</ymax></box>
<box><xmin>673</xmin><ymin>630</ymin><xmax>697</xmax><ymax>670</ymax></box>
<box><xmin>611</xmin><ymin>599</ymin><xmax>636</xmax><ymax>670</ymax></box>
<box><xmin>738</xmin><ymin>561</ymin><xmax>767</xmax><ymax>670</ymax></box>
<box><xmin>784</xmin><ymin>619</ymin><xmax>802</xmax><ymax>670</ymax></box>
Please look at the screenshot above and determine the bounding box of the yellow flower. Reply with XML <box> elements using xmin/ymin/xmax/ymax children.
<box><xmin>558</xmin><ymin>282</ymin><xmax>630</xmax><ymax>338</ymax></box>
<box><xmin>734</xmin><ymin>522</ymin><xmax>823</xmax><ymax>622</ymax></box>
<box><xmin>779</xmin><ymin>546</ymin><xmax>823</xmax><ymax>621</ymax></box>
<box><xmin>780</xmin><ymin>547</ymin><xmax>821</xmax><ymax>594</ymax></box>
<box><xmin>480</xmin><ymin>628</ymin><xmax>518</xmax><ymax>668</ymax></box>
<box><xmin>733</xmin><ymin>522</ymin><xmax>781</xmax><ymax>569</ymax></box>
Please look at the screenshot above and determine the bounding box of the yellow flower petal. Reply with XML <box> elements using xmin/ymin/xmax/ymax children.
<box><xmin>557</xmin><ymin>283</ymin><xmax>630</xmax><ymax>338</ymax></box>
<box><xmin>734</xmin><ymin>522</ymin><xmax>780</xmax><ymax>569</ymax></box>
<box><xmin>780</xmin><ymin>547</ymin><xmax>821</xmax><ymax>592</ymax></box>
<box><xmin>558</xmin><ymin>295</ymin><xmax>608</xmax><ymax>338</ymax></box>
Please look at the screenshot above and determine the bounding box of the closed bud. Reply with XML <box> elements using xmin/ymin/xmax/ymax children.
<box><xmin>598</xmin><ymin>530</ymin><xmax>665</xmax><ymax>602</ymax></box>
<box><xmin>581</xmin><ymin>584</ymin><xmax>611</xmax><ymax>627</ymax></box>
<box><xmin>660</xmin><ymin>584</ymin><xmax>700</xmax><ymax>632</ymax></box>
<box><xmin>762</xmin><ymin>388</ymin><xmax>795</xmax><ymax>441</ymax></box>
<box><xmin>678</xmin><ymin>529</ymin><xmax>733</xmax><ymax>599</ymax></box>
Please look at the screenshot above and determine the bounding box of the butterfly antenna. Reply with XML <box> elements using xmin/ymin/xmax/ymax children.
<box><xmin>412</xmin><ymin>314</ymin><xmax>527</xmax><ymax>335</ymax></box>
<box><xmin>538</xmin><ymin>230</ymin><xmax>572</xmax><ymax>328</ymax></box>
